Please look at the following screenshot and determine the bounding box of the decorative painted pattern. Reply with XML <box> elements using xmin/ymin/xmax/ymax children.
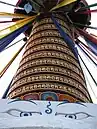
<box><xmin>22</xmin><ymin>93</ymin><xmax>39</xmax><ymax>100</ymax></box>
<box><xmin>17</xmin><ymin>58</ymin><xmax>84</xmax><ymax>80</ymax></box>
<box><xmin>20</xmin><ymin>51</ymin><xmax>79</xmax><ymax>68</ymax></box>
<box><xmin>8</xmin><ymin>84</ymin><xmax>90</xmax><ymax>102</ymax></box>
<box><xmin>32</xmin><ymin>17</ymin><xmax>69</xmax><ymax>30</ymax></box>
<box><xmin>8</xmin><ymin>15</ymin><xmax>91</xmax><ymax>102</ymax></box>
<box><xmin>31</xmin><ymin>24</ymin><xmax>71</xmax><ymax>37</ymax></box>
<box><xmin>41</xmin><ymin>92</ymin><xmax>58</xmax><ymax>101</ymax></box>
<box><xmin>9</xmin><ymin>82</ymin><xmax>88</xmax><ymax>100</ymax></box>
<box><xmin>20</xmin><ymin>93</ymin><xmax>79</xmax><ymax>102</ymax></box>
<box><xmin>13</xmin><ymin>66</ymin><xmax>85</xmax><ymax>87</ymax></box>
<box><xmin>11</xmin><ymin>74</ymin><xmax>86</xmax><ymax>90</ymax></box>
<box><xmin>45</xmin><ymin>101</ymin><xmax>52</xmax><ymax>114</ymax></box>
<box><xmin>1</xmin><ymin>99</ymin><xmax>97</xmax><ymax>129</ymax></box>
<box><xmin>24</xmin><ymin>43</ymin><xmax>75</xmax><ymax>59</ymax></box>
<box><xmin>9</xmin><ymin>73</ymin><xmax>90</xmax><ymax>100</ymax></box>
<box><xmin>30</xmin><ymin>30</ymin><xmax>61</xmax><ymax>40</ymax></box>
<box><xmin>32</xmin><ymin>16</ymin><xmax>70</xmax><ymax>31</ymax></box>
<box><xmin>26</xmin><ymin>37</ymin><xmax>68</xmax><ymax>49</ymax></box>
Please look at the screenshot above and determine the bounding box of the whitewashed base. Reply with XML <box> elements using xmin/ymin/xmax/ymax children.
<box><xmin>0</xmin><ymin>100</ymin><xmax>97</xmax><ymax>129</ymax></box>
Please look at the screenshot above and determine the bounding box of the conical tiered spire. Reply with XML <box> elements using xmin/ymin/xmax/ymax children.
<box><xmin>7</xmin><ymin>13</ymin><xmax>91</xmax><ymax>102</ymax></box>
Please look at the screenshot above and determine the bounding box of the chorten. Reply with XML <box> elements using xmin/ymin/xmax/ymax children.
<box><xmin>7</xmin><ymin>0</ymin><xmax>92</xmax><ymax>103</ymax></box>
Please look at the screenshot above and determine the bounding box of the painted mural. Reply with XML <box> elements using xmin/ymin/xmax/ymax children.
<box><xmin>0</xmin><ymin>99</ymin><xmax>97</xmax><ymax>128</ymax></box>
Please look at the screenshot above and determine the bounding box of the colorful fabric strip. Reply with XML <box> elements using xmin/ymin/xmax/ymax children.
<box><xmin>80</xmin><ymin>43</ymin><xmax>97</xmax><ymax>62</ymax></box>
<box><xmin>77</xmin><ymin>45</ymin><xmax>97</xmax><ymax>87</ymax></box>
<box><xmin>2</xmin><ymin>38</ymin><xmax>23</xmax><ymax>52</ymax></box>
<box><xmin>0</xmin><ymin>20</ymin><xmax>19</xmax><ymax>23</ymax></box>
<box><xmin>81</xmin><ymin>3</ymin><xmax>97</xmax><ymax>9</ymax></box>
<box><xmin>85</xmin><ymin>38</ymin><xmax>97</xmax><ymax>57</ymax></box>
<box><xmin>74</xmin><ymin>22</ymin><xmax>97</xmax><ymax>30</ymax></box>
<box><xmin>0</xmin><ymin>25</ymin><xmax>29</xmax><ymax>52</ymax></box>
<box><xmin>50</xmin><ymin>0</ymin><xmax>77</xmax><ymax>11</ymax></box>
<box><xmin>51</xmin><ymin>15</ymin><xmax>79</xmax><ymax>61</ymax></box>
<box><xmin>78</xmin><ymin>28</ymin><xmax>97</xmax><ymax>45</ymax></box>
<box><xmin>0</xmin><ymin>43</ymin><xmax>26</xmax><ymax>78</ymax></box>
<box><xmin>0</xmin><ymin>12</ymin><xmax>28</xmax><ymax>18</ymax></box>
<box><xmin>90</xmin><ymin>33</ymin><xmax>97</xmax><ymax>39</ymax></box>
<box><xmin>78</xmin><ymin>9</ymin><xmax>97</xmax><ymax>14</ymax></box>
<box><xmin>0</xmin><ymin>16</ymin><xmax>36</xmax><ymax>39</ymax></box>
<box><xmin>77</xmin><ymin>39</ymin><xmax>97</xmax><ymax>61</ymax></box>
<box><xmin>78</xmin><ymin>29</ymin><xmax>97</xmax><ymax>57</ymax></box>
<box><xmin>2</xmin><ymin>78</ymin><xmax>13</xmax><ymax>98</ymax></box>
<box><xmin>78</xmin><ymin>43</ymin><xmax>97</xmax><ymax>65</ymax></box>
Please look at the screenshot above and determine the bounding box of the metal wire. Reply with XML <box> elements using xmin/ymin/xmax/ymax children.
<box><xmin>0</xmin><ymin>1</ymin><xmax>24</xmax><ymax>10</ymax></box>
<box><xmin>78</xmin><ymin>53</ymin><xmax>97</xmax><ymax>99</ymax></box>
<box><xmin>2</xmin><ymin>38</ymin><xmax>24</xmax><ymax>52</ymax></box>
<box><xmin>78</xmin><ymin>47</ymin><xmax>97</xmax><ymax>89</ymax></box>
